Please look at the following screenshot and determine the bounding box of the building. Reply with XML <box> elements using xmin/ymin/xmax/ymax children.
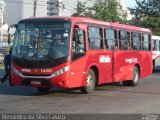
<box><xmin>2</xmin><ymin>0</ymin><xmax>135</xmax><ymax>25</ymax></box>
<box><xmin>2</xmin><ymin>0</ymin><xmax>87</xmax><ymax>25</ymax></box>
<box><xmin>3</xmin><ymin>0</ymin><xmax>47</xmax><ymax>25</ymax></box>
<box><xmin>47</xmin><ymin>0</ymin><xmax>81</xmax><ymax>16</ymax></box>
<box><xmin>47</xmin><ymin>0</ymin><xmax>96</xmax><ymax>16</ymax></box>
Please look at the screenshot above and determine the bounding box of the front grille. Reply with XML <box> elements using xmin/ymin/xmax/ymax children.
<box><xmin>22</xmin><ymin>74</ymin><xmax>52</xmax><ymax>76</ymax></box>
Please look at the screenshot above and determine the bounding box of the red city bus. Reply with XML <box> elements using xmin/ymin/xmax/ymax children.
<box><xmin>11</xmin><ymin>17</ymin><xmax>152</xmax><ymax>93</ymax></box>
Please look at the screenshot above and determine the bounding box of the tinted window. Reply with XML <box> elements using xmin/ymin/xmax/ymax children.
<box><xmin>142</xmin><ymin>34</ymin><xmax>151</xmax><ymax>51</ymax></box>
<box><xmin>88</xmin><ymin>27</ymin><xmax>103</xmax><ymax>50</ymax></box>
<box><xmin>73</xmin><ymin>30</ymin><xmax>86</xmax><ymax>53</ymax></box>
<box><xmin>13</xmin><ymin>26</ymin><xmax>70</xmax><ymax>60</ymax></box>
<box><xmin>155</xmin><ymin>40</ymin><xmax>160</xmax><ymax>51</ymax></box>
<box><xmin>131</xmin><ymin>32</ymin><xmax>141</xmax><ymax>50</ymax></box>
<box><xmin>119</xmin><ymin>31</ymin><xmax>130</xmax><ymax>50</ymax></box>
<box><xmin>105</xmin><ymin>29</ymin><xmax>117</xmax><ymax>50</ymax></box>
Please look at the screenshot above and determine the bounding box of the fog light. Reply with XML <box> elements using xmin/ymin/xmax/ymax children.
<box><xmin>58</xmin><ymin>81</ymin><xmax>65</xmax><ymax>86</ymax></box>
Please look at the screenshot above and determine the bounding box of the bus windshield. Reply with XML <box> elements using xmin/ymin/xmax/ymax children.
<box><xmin>13</xmin><ymin>19</ymin><xmax>71</xmax><ymax>61</ymax></box>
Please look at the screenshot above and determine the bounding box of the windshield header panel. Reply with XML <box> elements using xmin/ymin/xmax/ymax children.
<box><xmin>18</xmin><ymin>18</ymin><xmax>71</xmax><ymax>29</ymax></box>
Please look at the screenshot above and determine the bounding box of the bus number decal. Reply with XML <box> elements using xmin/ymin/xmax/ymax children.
<box><xmin>125</xmin><ymin>58</ymin><xmax>138</xmax><ymax>63</ymax></box>
<box><xmin>99</xmin><ymin>55</ymin><xmax>111</xmax><ymax>63</ymax></box>
<box><xmin>41</xmin><ymin>69</ymin><xmax>52</xmax><ymax>73</ymax></box>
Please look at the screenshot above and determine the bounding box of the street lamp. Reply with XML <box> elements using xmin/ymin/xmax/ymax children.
<box><xmin>0</xmin><ymin>0</ymin><xmax>5</xmax><ymax>42</ymax></box>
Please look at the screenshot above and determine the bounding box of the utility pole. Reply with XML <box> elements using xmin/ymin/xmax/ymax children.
<box><xmin>33</xmin><ymin>0</ymin><xmax>37</xmax><ymax>17</ymax></box>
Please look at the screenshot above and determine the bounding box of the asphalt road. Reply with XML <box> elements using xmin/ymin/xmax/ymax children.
<box><xmin>0</xmin><ymin>69</ymin><xmax>160</xmax><ymax>117</ymax></box>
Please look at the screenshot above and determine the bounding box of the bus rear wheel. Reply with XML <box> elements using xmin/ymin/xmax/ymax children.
<box><xmin>122</xmin><ymin>66</ymin><xmax>139</xmax><ymax>86</ymax></box>
<box><xmin>37</xmin><ymin>87</ymin><xmax>51</xmax><ymax>93</ymax></box>
<box><xmin>81</xmin><ymin>69</ymin><xmax>96</xmax><ymax>94</ymax></box>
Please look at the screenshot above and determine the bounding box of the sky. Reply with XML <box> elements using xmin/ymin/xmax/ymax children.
<box><xmin>119</xmin><ymin>0</ymin><xmax>137</xmax><ymax>10</ymax></box>
<box><xmin>127</xmin><ymin>0</ymin><xmax>137</xmax><ymax>8</ymax></box>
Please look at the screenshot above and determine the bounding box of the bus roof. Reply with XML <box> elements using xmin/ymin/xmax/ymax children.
<box><xmin>72</xmin><ymin>17</ymin><xmax>151</xmax><ymax>33</ymax></box>
<box><xmin>20</xmin><ymin>16</ymin><xmax>151</xmax><ymax>33</ymax></box>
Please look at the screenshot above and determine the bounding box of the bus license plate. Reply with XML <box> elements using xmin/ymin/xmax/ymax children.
<box><xmin>31</xmin><ymin>81</ymin><xmax>41</xmax><ymax>85</ymax></box>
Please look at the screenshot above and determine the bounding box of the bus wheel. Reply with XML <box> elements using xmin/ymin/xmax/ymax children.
<box><xmin>81</xmin><ymin>69</ymin><xmax>96</xmax><ymax>94</ymax></box>
<box><xmin>122</xmin><ymin>66</ymin><xmax>139</xmax><ymax>86</ymax></box>
<box><xmin>37</xmin><ymin>87</ymin><xmax>51</xmax><ymax>93</ymax></box>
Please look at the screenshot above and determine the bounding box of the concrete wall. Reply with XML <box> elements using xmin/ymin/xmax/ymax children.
<box><xmin>3</xmin><ymin>0</ymin><xmax>94</xmax><ymax>25</ymax></box>
<box><xmin>4</xmin><ymin>0</ymin><xmax>23</xmax><ymax>25</ymax></box>
<box><xmin>3</xmin><ymin>0</ymin><xmax>47</xmax><ymax>25</ymax></box>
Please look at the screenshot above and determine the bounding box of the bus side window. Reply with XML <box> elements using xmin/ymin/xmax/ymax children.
<box><xmin>131</xmin><ymin>32</ymin><xmax>141</xmax><ymax>50</ymax></box>
<box><xmin>119</xmin><ymin>30</ymin><xmax>130</xmax><ymax>50</ymax></box>
<box><xmin>72</xmin><ymin>29</ymin><xmax>86</xmax><ymax>61</ymax></box>
<box><xmin>155</xmin><ymin>40</ymin><xmax>159</xmax><ymax>51</ymax></box>
<box><xmin>142</xmin><ymin>34</ymin><xmax>151</xmax><ymax>51</ymax></box>
<box><xmin>104</xmin><ymin>28</ymin><xmax>117</xmax><ymax>50</ymax></box>
<box><xmin>72</xmin><ymin>29</ymin><xmax>86</xmax><ymax>53</ymax></box>
<box><xmin>88</xmin><ymin>27</ymin><xmax>103</xmax><ymax>50</ymax></box>
<box><xmin>77</xmin><ymin>30</ymin><xmax>86</xmax><ymax>53</ymax></box>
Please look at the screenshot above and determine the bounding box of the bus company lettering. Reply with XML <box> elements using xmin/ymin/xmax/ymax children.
<box><xmin>99</xmin><ymin>55</ymin><xmax>111</xmax><ymax>63</ymax></box>
<box><xmin>125</xmin><ymin>58</ymin><xmax>138</xmax><ymax>63</ymax></box>
<box><xmin>41</xmin><ymin>69</ymin><xmax>52</xmax><ymax>73</ymax></box>
<box><xmin>21</xmin><ymin>69</ymin><xmax>31</xmax><ymax>72</ymax></box>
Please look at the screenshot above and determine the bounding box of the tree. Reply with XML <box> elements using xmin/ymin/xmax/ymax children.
<box><xmin>72</xmin><ymin>0</ymin><xmax>127</xmax><ymax>23</ymax></box>
<box><xmin>129</xmin><ymin>0</ymin><xmax>160</xmax><ymax>35</ymax></box>
<box><xmin>72</xmin><ymin>1</ymin><xmax>87</xmax><ymax>17</ymax></box>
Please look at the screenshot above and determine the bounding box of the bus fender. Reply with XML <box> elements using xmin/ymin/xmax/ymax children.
<box><xmin>81</xmin><ymin>64</ymin><xmax>99</xmax><ymax>87</ymax></box>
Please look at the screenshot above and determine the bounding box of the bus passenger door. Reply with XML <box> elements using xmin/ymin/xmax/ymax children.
<box><xmin>70</xmin><ymin>27</ymin><xmax>87</xmax><ymax>87</ymax></box>
<box><xmin>114</xmin><ymin>31</ymin><xmax>132</xmax><ymax>82</ymax></box>
<box><xmin>104</xmin><ymin>29</ymin><xmax>117</xmax><ymax>83</ymax></box>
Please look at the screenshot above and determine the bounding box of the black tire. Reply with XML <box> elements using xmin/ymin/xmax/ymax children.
<box><xmin>123</xmin><ymin>66</ymin><xmax>139</xmax><ymax>86</ymax></box>
<box><xmin>81</xmin><ymin>69</ymin><xmax>96</xmax><ymax>94</ymax></box>
<box><xmin>37</xmin><ymin>87</ymin><xmax>51</xmax><ymax>93</ymax></box>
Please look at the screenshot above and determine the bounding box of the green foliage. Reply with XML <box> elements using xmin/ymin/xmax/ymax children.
<box><xmin>129</xmin><ymin>0</ymin><xmax>160</xmax><ymax>35</ymax></box>
<box><xmin>72</xmin><ymin>1</ymin><xmax>87</xmax><ymax>17</ymax></box>
<box><xmin>72</xmin><ymin>0</ymin><xmax>127</xmax><ymax>23</ymax></box>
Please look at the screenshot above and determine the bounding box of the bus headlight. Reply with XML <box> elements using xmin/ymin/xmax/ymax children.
<box><xmin>13</xmin><ymin>67</ymin><xmax>23</xmax><ymax>77</ymax></box>
<box><xmin>52</xmin><ymin>65</ymin><xmax>70</xmax><ymax>77</ymax></box>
